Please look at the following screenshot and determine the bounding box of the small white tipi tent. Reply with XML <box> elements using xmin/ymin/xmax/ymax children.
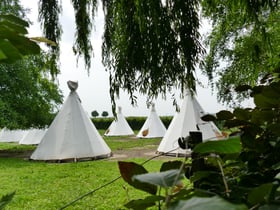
<box><xmin>0</xmin><ymin>128</ymin><xmax>27</xmax><ymax>142</ymax></box>
<box><xmin>157</xmin><ymin>91</ymin><xmax>223</xmax><ymax>156</ymax></box>
<box><xmin>137</xmin><ymin>103</ymin><xmax>166</xmax><ymax>138</ymax></box>
<box><xmin>19</xmin><ymin>128</ymin><xmax>47</xmax><ymax>145</ymax></box>
<box><xmin>104</xmin><ymin>106</ymin><xmax>134</xmax><ymax>136</ymax></box>
<box><xmin>30</xmin><ymin>81</ymin><xmax>112</xmax><ymax>161</ymax></box>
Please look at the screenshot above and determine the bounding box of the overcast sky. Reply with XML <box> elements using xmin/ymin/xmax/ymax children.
<box><xmin>21</xmin><ymin>0</ymin><xmax>237</xmax><ymax>117</ymax></box>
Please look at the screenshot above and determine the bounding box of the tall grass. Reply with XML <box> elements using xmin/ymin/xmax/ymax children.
<box><xmin>0</xmin><ymin>133</ymin><xmax>177</xmax><ymax>209</ymax></box>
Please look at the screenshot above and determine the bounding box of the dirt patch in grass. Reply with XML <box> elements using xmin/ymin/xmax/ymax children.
<box><xmin>0</xmin><ymin>147</ymin><xmax>175</xmax><ymax>161</ymax></box>
<box><xmin>109</xmin><ymin>147</ymin><xmax>176</xmax><ymax>161</ymax></box>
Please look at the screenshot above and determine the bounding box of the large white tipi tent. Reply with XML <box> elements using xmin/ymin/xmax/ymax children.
<box><xmin>137</xmin><ymin>103</ymin><xmax>166</xmax><ymax>138</ymax></box>
<box><xmin>31</xmin><ymin>81</ymin><xmax>112</xmax><ymax>161</ymax></box>
<box><xmin>104</xmin><ymin>106</ymin><xmax>134</xmax><ymax>136</ymax></box>
<box><xmin>157</xmin><ymin>91</ymin><xmax>223</xmax><ymax>156</ymax></box>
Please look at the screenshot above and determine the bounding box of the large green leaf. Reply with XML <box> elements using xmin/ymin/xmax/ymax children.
<box><xmin>235</xmin><ymin>84</ymin><xmax>252</xmax><ymax>92</ymax></box>
<box><xmin>267</xmin><ymin>123</ymin><xmax>280</xmax><ymax>136</ymax></box>
<box><xmin>133</xmin><ymin>169</ymin><xmax>184</xmax><ymax>188</ymax></box>
<box><xmin>254</xmin><ymin>94</ymin><xmax>280</xmax><ymax>108</ymax></box>
<box><xmin>251</xmin><ymin>109</ymin><xmax>275</xmax><ymax>124</ymax></box>
<box><xmin>216</xmin><ymin>110</ymin><xmax>234</xmax><ymax>120</ymax></box>
<box><xmin>224</xmin><ymin>119</ymin><xmax>247</xmax><ymax>128</ymax></box>
<box><xmin>233</xmin><ymin>108</ymin><xmax>251</xmax><ymax>121</ymax></box>
<box><xmin>193</xmin><ymin>136</ymin><xmax>241</xmax><ymax>154</ymax></box>
<box><xmin>0</xmin><ymin>14</ymin><xmax>29</xmax><ymax>27</ymax></box>
<box><xmin>0</xmin><ymin>14</ymin><xmax>40</xmax><ymax>63</ymax></box>
<box><xmin>0</xmin><ymin>20</ymin><xmax>28</xmax><ymax>35</ymax></box>
<box><xmin>201</xmin><ymin>114</ymin><xmax>217</xmax><ymax>122</ymax></box>
<box><xmin>190</xmin><ymin>171</ymin><xmax>218</xmax><ymax>183</ymax></box>
<box><xmin>124</xmin><ymin>195</ymin><xmax>164</xmax><ymax>210</ymax></box>
<box><xmin>160</xmin><ymin>161</ymin><xmax>184</xmax><ymax>172</ymax></box>
<box><xmin>118</xmin><ymin>161</ymin><xmax>157</xmax><ymax>195</ymax></box>
<box><xmin>247</xmin><ymin>183</ymin><xmax>273</xmax><ymax>205</ymax></box>
<box><xmin>0</xmin><ymin>39</ymin><xmax>22</xmax><ymax>62</ymax></box>
<box><xmin>169</xmin><ymin>196</ymin><xmax>247</xmax><ymax>210</ymax></box>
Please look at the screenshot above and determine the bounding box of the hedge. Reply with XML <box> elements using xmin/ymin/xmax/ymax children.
<box><xmin>91</xmin><ymin>116</ymin><xmax>173</xmax><ymax>130</ymax></box>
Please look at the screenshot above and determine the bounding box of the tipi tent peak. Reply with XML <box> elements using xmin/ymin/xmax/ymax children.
<box><xmin>104</xmin><ymin>106</ymin><xmax>134</xmax><ymax>136</ymax></box>
<box><xmin>157</xmin><ymin>91</ymin><xmax>224</xmax><ymax>156</ymax></box>
<box><xmin>30</xmin><ymin>80</ymin><xmax>112</xmax><ymax>161</ymax></box>
<box><xmin>137</xmin><ymin>103</ymin><xmax>166</xmax><ymax>138</ymax></box>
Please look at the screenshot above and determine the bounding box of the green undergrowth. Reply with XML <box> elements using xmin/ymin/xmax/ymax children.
<box><xmin>0</xmin><ymin>132</ymin><xmax>179</xmax><ymax>209</ymax></box>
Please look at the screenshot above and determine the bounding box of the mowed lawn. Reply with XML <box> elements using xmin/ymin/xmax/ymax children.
<box><xmin>0</xmin><ymin>130</ymin><xmax>179</xmax><ymax>210</ymax></box>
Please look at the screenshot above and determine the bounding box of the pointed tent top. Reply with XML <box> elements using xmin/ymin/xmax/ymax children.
<box><xmin>67</xmin><ymin>80</ymin><xmax>78</xmax><ymax>91</ymax></box>
<box><xmin>157</xmin><ymin>92</ymin><xmax>223</xmax><ymax>156</ymax></box>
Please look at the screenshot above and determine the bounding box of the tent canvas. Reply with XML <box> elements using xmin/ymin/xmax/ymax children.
<box><xmin>157</xmin><ymin>91</ymin><xmax>223</xmax><ymax>156</ymax></box>
<box><xmin>104</xmin><ymin>106</ymin><xmax>134</xmax><ymax>136</ymax></box>
<box><xmin>19</xmin><ymin>128</ymin><xmax>47</xmax><ymax>145</ymax></box>
<box><xmin>0</xmin><ymin>128</ymin><xmax>27</xmax><ymax>142</ymax></box>
<box><xmin>31</xmin><ymin>81</ymin><xmax>112</xmax><ymax>161</ymax></box>
<box><xmin>137</xmin><ymin>103</ymin><xmax>166</xmax><ymax>138</ymax></box>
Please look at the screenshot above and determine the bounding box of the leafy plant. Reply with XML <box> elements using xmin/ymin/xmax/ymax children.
<box><xmin>118</xmin><ymin>71</ymin><xmax>280</xmax><ymax>209</ymax></box>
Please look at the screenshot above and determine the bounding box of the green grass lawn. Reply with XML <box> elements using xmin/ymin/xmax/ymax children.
<box><xmin>0</xmin><ymin>132</ymin><xmax>180</xmax><ymax>210</ymax></box>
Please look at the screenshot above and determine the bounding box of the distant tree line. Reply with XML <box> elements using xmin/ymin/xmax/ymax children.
<box><xmin>91</xmin><ymin>110</ymin><xmax>109</xmax><ymax>118</ymax></box>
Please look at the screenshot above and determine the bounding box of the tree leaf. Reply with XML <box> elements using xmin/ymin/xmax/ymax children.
<box><xmin>254</xmin><ymin>94</ymin><xmax>280</xmax><ymax>108</ymax></box>
<box><xmin>193</xmin><ymin>136</ymin><xmax>241</xmax><ymax>154</ymax></box>
<box><xmin>30</xmin><ymin>37</ymin><xmax>57</xmax><ymax>46</ymax></box>
<box><xmin>124</xmin><ymin>195</ymin><xmax>164</xmax><ymax>210</ymax></box>
<box><xmin>118</xmin><ymin>161</ymin><xmax>157</xmax><ymax>194</ymax></box>
<box><xmin>201</xmin><ymin>114</ymin><xmax>217</xmax><ymax>122</ymax></box>
<box><xmin>233</xmin><ymin>108</ymin><xmax>251</xmax><ymax>121</ymax></box>
<box><xmin>235</xmin><ymin>84</ymin><xmax>252</xmax><ymax>92</ymax></box>
<box><xmin>0</xmin><ymin>39</ymin><xmax>22</xmax><ymax>63</ymax></box>
<box><xmin>224</xmin><ymin>119</ymin><xmax>246</xmax><ymax>128</ymax></box>
<box><xmin>0</xmin><ymin>14</ymin><xmax>29</xmax><ymax>27</ymax></box>
<box><xmin>247</xmin><ymin>183</ymin><xmax>273</xmax><ymax>205</ymax></box>
<box><xmin>216</xmin><ymin>110</ymin><xmax>234</xmax><ymax>120</ymax></box>
<box><xmin>190</xmin><ymin>171</ymin><xmax>218</xmax><ymax>183</ymax></box>
<box><xmin>133</xmin><ymin>169</ymin><xmax>184</xmax><ymax>188</ymax></box>
<box><xmin>160</xmin><ymin>161</ymin><xmax>184</xmax><ymax>172</ymax></box>
<box><xmin>169</xmin><ymin>196</ymin><xmax>247</xmax><ymax>210</ymax></box>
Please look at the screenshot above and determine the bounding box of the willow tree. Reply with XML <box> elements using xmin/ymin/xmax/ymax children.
<box><xmin>38</xmin><ymin>0</ymin><xmax>204</xmax><ymax>113</ymax></box>
<box><xmin>200</xmin><ymin>0</ymin><xmax>280</xmax><ymax>106</ymax></box>
<box><xmin>34</xmin><ymin>1</ymin><xmax>280</xmax><ymax>110</ymax></box>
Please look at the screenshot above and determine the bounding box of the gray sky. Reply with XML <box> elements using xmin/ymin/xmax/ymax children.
<box><xmin>21</xmin><ymin>0</ymin><xmax>237</xmax><ymax>117</ymax></box>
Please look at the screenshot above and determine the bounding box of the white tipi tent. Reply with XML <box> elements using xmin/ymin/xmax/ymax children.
<box><xmin>0</xmin><ymin>128</ymin><xmax>27</xmax><ymax>142</ymax></box>
<box><xmin>19</xmin><ymin>128</ymin><xmax>47</xmax><ymax>145</ymax></box>
<box><xmin>157</xmin><ymin>91</ymin><xmax>223</xmax><ymax>156</ymax></box>
<box><xmin>137</xmin><ymin>103</ymin><xmax>166</xmax><ymax>138</ymax></box>
<box><xmin>30</xmin><ymin>81</ymin><xmax>112</xmax><ymax>161</ymax></box>
<box><xmin>104</xmin><ymin>106</ymin><xmax>134</xmax><ymax>136</ymax></box>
